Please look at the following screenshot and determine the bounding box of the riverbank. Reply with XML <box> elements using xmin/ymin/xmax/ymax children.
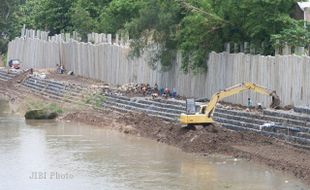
<box><xmin>63</xmin><ymin>109</ymin><xmax>310</xmax><ymax>185</ymax></box>
<box><xmin>1</xmin><ymin>75</ymin><xmax>310</xmax><ymax>185</ymax></box>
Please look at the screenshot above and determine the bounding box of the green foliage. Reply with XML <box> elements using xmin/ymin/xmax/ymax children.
<box><xmin>271</xmin><ymin>21</ymin><xmax>310</xmax><ymax>48</ymax></box>
<box><xmin>17</xmin><ymin>0</ymin><xmax>47</xmax><ymax>29</ymax></box>
<box><xmin>98</xmin><ymin>0</ymin><xmax>142</xmax><ymax>34</ymax></box>
<box><xmin>1</xmin><ymin>53</ymin><xmax>7</xmax><ymax>66</ymax></box>
<box><xmin>26</xmin><ymin>101</ymin><xmax>63</xmax><ymax>114</ymax></box>
<box><xmin>126</xmin><ymin>0</ymin><xmax>183</xmax><ymax>69</ymax></box>
<box><xmin>0</xmin><ymin>0</ymin><xmax>21</xmax><ymax>54</ymax></box>
<box><xmin>0</xmin><ymin>0</ymin><xmax>305</xmax><ymax>72</ymax></box>
<box><xmin>126</xmin><ymin>0</ymin><xmax>300</xmax><ymax>71</ymax></box>
<box><xmin>47</xmin><ymin>103</ymin><xmax>63</xmax><ymax>114</ymax></box>
<box><xmin>0</xmin><ymin>38</ymin><xmax>9</xmax><ymax>54</ymax></box>
<box><xmin>84</xmin><ymin>93</ymin><xmax>106</xmax><ymax>107</ymax></box>
<box><xmin>69</xmin><ymin>0</ymin><xmax>99</xmax><ymax>39</ymax></box>
<box><xmin>35</xmin><ymin>0</ymin><xmax>75</xmax><ymax>34</ymax></box>
<box><xmin>177</xmin><ymin>1</ymin><xmax>225</xmax><ymax>72</ymax></box>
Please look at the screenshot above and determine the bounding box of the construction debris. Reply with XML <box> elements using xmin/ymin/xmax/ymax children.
<box><xmin>32</xmin><ymin>72</ymin><xmax>47</xmax><ymax>79</ymax></box>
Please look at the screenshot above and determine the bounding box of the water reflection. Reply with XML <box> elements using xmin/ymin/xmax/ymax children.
<box><xmin>0</xmin><ymin>99</ymin><xmax>9</xmax><ymax>114</ymax></box>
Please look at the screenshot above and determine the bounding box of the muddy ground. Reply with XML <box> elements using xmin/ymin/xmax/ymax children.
<box><xmin>1</xmin><ymin>73</ymin><xmax>310</xmax><ymax>185</ymax></box>
<box><xmin>46</xmin><ymin>70</ymin><xmax>106</xmax><ymax>87</ymax></box>
<box><xmin>63</xmin><ymin>110</ymin><xmax>310</xmax><ymax>185</ymax></box>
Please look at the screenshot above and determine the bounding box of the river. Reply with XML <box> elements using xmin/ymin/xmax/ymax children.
<box><xmin>0</xmin><ymin>100</ymin><xmax>308</xmax><ymax>190</ymax></box>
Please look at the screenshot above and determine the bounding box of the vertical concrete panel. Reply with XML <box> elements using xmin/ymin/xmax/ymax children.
<box><xmin>115</xmin><ymin>46</ymin><xmax>120</xmax><ymax>84</ymax></box>
<box><xmin>103</xmin><ymin>44</ymin><xmax>108</xmax><ymax>81</ymax></box>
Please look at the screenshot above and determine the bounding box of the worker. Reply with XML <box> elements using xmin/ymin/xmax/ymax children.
<box><xmin>56</xmin><ymin>64</ymin><xmax>61</xmax><ymax>73</ymax></box>
<box><xmin>164</xmin><ymin>88</ymin><xmax>170</xmax><ymax>98</ymax></box>
<box><xmin>247</xmin><ymin>98</ymin><xmax>252</xmax><ymax>109</ymax></box>
<box><xmin>8</xmin><ymin>60</ymin><xmax>13</xmax><ymax>68</ymax></box>
<box><xmin>8</xmin><ymin>59</ymin><xmax>21</xmax><ymax>69</ymax></box>
<box><xmin>172</xmin><ymin>88</ymin><xmax>177</xmax><ymax>98</ymax></box>
<box><xmin>142</xmin><ymin>84</ymin><xmax>147</xmax><ymax>96</ymax></box>
<box><xmin>146</xmin><ymin>84</ymin><xmax>151</xmax><ymax>95</ymax></box>
<box><xmin>60</xmin><ymin>65</ymin><xmax>65</xmax><ymax>74</ymax></box>
<box><xmin>154</xmin><ymin>83</ymin><xmax>159</xmax><ymax>93</ymax></box>
<box><xmin>159</xmin><ymin>87</ymin><xmax>164</xmax><ymax>96</ymax></box>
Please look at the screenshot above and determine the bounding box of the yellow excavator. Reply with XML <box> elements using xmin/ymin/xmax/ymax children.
<box><xmin>180</xmin><ymin>82</ymin><xmax>280</xmax><ymax>126</ymax></box>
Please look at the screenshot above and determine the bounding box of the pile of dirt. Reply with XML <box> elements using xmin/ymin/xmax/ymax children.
<box><xmin>0</xmin><ymin>78</ymin><xmax>24</xmax><ymax>101</ymax></box>
<box><xmin>63</xmin><ymin>110</ymin><xmax>310</xmax><ymax>184</ymax></box>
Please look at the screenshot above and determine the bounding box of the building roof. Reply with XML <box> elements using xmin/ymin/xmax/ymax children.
<box><xmin>298</xmin><ymin>1</ymin><xmax>310</xmax><ymax>11</ymax></box>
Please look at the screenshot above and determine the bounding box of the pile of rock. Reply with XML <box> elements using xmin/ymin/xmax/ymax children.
<box><xmin>118</xmin><ymin>83</ymin><xmax>157</xmax><ymax>96</ymax></box>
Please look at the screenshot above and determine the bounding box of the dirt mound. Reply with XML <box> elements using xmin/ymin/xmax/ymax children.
<box><xmin>117</xmin><ymin>112</ymin><xmax>275</xmax><ymax>154</ymax></box>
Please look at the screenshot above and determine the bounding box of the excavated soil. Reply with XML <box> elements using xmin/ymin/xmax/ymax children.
<box><xmin>63</xmin><ymin>110</ymin><xmax>310</xmax><ymax>185</ymax></box>
<box><xmin>0</xmin><ymin>76</ymin><xmax>26</xmax><ymax>100</ymax></box>
<box><xmin>45</xmin><ymin>71</ymin><xmax>107</xmax><ymax>87</ymax></box>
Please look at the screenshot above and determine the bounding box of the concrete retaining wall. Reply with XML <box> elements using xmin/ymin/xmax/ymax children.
<box><xmin>7</xmin><ymin>37</ymin><xmax>310</xmax><ymax>107</ymax></box>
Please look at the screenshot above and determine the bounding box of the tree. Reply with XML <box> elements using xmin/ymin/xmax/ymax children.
<box><xmin>18</xmin><ymin>0</ymin><xmax>75</xmax><ymax>34</ymax></box>
<box><xmin>126</xmin><ymin>0</ymin><xmax>183</xmax><ymax>69</ymax></box>
<box><xmin>98</xmin><ymin>0</ymin><xmax>142</xmax><ymax>34</ymax></box>
<box><xmin>127</xmin><ymin>0</ymin><xmax>300</xmax><ymax>72</ymax></box>
<box><xmin>271</xmin><ymin>21</ymin><xmax>310</xmax><ymax>49</ymax></box>
<box><xmin>0</xmin><ymin>0</ymin><xmax>20</xmax><ymax>54</ymax></box>
<box><xmin>177</xmin><ymin>0</ymin><xmax>226</xmax><ymax>72</ymax></box>
<box><xmin>41</xmin><ymin>0</ymin><xmax>75</xmax><ymax>34</ymax></box>
<box><xmin>70</xmin><ymin>0</ymin><xmax>100</xmax><ymax>39</ymax></box>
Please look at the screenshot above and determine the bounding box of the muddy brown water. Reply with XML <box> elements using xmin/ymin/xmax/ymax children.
<box><xmin>0</xmin><ymin>100</ymin><xmax>308</xmax><ymax>190</ymax></box>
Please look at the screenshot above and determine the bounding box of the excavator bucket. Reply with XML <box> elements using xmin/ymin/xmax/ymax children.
<box><xmin>270</xmin><ymin>91</ymin><xmax>280</xmax><ymax>109</ymax></box>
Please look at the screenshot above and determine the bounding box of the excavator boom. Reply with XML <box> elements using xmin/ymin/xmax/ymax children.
<box><xmin>180</xmin><ymin>82</ymin><xmax>280</xmax><ymax>125</ymax></box>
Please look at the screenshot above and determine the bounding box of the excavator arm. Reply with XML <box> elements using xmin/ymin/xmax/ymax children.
<box><xmin>180</xmin><ymin>82</ymin><xmax>280</xmax><ymax>125</ymax></box>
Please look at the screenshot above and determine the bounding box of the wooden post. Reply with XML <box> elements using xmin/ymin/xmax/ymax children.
<box><xmin>295</xmin><ymin>47</ymin><xmax>305</xmax><ymax>56</ymax></box>
<box><xmin>102</xmin><ymin>33</ymin><xmax>107</xmax><ymax>43</ymax></box>
<box><xmin>21</xmin><ymin>24</ymin><xmax>26</xmax><ymax>38</ymax></box>
<box><xmin>234</xmin><ymin>43</ymin><xmax>239</xmax><ymax>53</ymax></box>
<box><xmin>35</xmin><ymin>30</ymin><xmax>40</xmax><ymax>39</ymax></box>
<box><xmin>225</xmin><ymin>43</ymin><xmax>230</xmax><ymax>53</ymax></box>
<box><xmin>31</xmin><ymin>30</ymin><xmax>35</xmax><ymax>39</ymax></box>
<box><xmin>107</xmin><ymin>34</ymin><xmax>112</xmax><ymax>44</ymax></box>
<box><xmin>240</xmin><ymin>43</ymin><xmax>244</xmax><ymax>53</ymax></box>
<box><xmin>244</xmin><ymin>42</ymin><xmax>249</xmax><ymax>54</ymax></box>
<box><xmin>275</xmin><ymin>48</ymin><xmax>280</xmax><ymax>55</ymax></box>
<box><xmin>123</xmin><ymin>33</ymin><xmax>129</xmax><ymax>47</ymax></box>
<box><xmin>282</xmin><ymin>43</ymin><xmax>291</xmax><ymax>55</ymax></box>
<box><xmin>250</xmin><ymin>43</ymin><xmax>255</xmax><ymax>54</ymax></box>
<box><xmin>115</xmin><ymin>34</ymin><xmax>119</xmax><ymax>45</ymax></box>
<box><xmin>65</xmin><ymin>33</ymin><xmax>70</xmax><ymax>42</ymax></box>
<box><xmin>260</xmin><ymin>42</ymin><xmax>265</xmax><ymax>55</ymax></box>
<box><xmin>87</xmin><ymin>34</ymin><xmax>91</xmax><ymax>43</ymax></box>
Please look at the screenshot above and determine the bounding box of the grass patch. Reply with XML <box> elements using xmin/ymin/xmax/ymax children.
<box><xmin>0</xmin><ymin>53</ymin><xmax>7</xmax><ymax>67</ymax></box>
<box><xmin>25</xmin><ymin>99</ymin><xmax>63</xmax><ymax>114</ymax></box>
<box><xmin>84</xmin><ymin>93</ymin><xmax>106</xmax><ymax>108</ymax></box>
<box><xmin>47</xmin><ymin>103</ymin><xmax>64</xmax><ymax>114</ymax></box>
